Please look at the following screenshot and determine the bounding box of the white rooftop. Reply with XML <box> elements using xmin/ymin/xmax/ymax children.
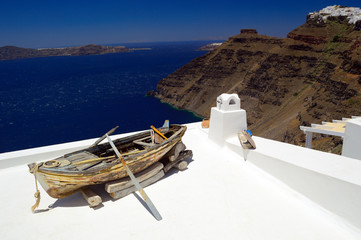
<box><xmin>309</xmin><ymin>5</ymin><xmax>361</xmax><ymax>24</ymax></box>
<box><xmin>1</xmin><ymin>122</ymin><xmax>361</xmax><ymax>240</ymax></box>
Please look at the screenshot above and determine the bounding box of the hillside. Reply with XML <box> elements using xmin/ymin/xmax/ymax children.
<box><xmin>0</xmin><ymin>44</ymin><xmax>129</xmax><ymax>61</ymax></box>
<box><xmin>156</xmin><ymin>6</ymin><xmax>361</xmax><ymax>152</ymax></box>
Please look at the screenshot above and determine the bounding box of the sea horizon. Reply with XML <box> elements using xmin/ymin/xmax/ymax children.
<box><xmin>3</xmin><ymin>39</ymin><xmax>226</xmax><ymax>50</ymax></box>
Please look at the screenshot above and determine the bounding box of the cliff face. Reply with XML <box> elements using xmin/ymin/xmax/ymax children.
<box><xmin>0</xmin><ymin>44</ymin><xmax>129</xmax><ymax>61</ymax></box>
<box><xmin>156</xmin><ymin>6</ymin><xmax>361</xmax><ymax>152</ymax></box>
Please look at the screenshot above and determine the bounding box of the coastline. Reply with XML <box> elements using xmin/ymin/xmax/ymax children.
<box><xmin>148</xmin><ymin>94</ymin><xmax>203</xmax><ymax>120</ymax></box>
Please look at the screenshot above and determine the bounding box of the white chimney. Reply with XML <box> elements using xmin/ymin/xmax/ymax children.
<box><xmin>208</xmin><ymin>93</ymin><xmax>247</xmax><ymax>146</ymax></box>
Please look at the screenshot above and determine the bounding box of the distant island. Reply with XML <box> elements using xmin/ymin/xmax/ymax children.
<box><xmin>0</xmin><ymin>44</ymin><xmax>130</xmax><ymax>61</ymax></box>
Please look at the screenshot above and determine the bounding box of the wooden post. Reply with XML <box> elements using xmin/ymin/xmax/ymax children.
<box><xmin>164</xmin><ymin>150</ymin><xmax>192</xmax><ymax>173</ymax></box>
<box><xmin>110</xmin><ymin>170</ymin><xmax>165</xmax><ymax>200</ymax></box>
<box><xmin>105</xmin><ymin>162</ymin><xmax>164</xmax><ymax>193</ymax></box>
<box><xmin>168</xmin><ymin>142</ymin><xmax>186</xmax><ymax>162</ymax></box>
<box><xmin>80</xmin><ymin>188</ymin><xmax>102</xmax><ymax>208</ymax></box>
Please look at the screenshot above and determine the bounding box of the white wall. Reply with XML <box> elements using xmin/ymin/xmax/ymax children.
<box><xmin>342</xmin><ymin>118</ymin><xmax>361</xmax><ymax>160</ymax></box>
<box><xmin>208</xmin><ymin>108</ymin><xmax>247</xmax><ymax>146</ymax></box>
<box><xmin>226</xmin><ymin>136</ymin><xmax>361</xmax><ymax>231</ymax></box>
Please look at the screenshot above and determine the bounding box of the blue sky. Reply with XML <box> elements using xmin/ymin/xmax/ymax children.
<box><xmin>1</xmin><ymin>0</ymin><xmax>359</xmax><ymax>48</ymax></box>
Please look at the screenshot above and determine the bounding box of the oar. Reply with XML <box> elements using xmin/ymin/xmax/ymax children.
<box><xmin>151</xmin><ymin>125</ymin><xmax>168</xmax><ymax>140</ymax></box>
<box><xmin>89</xmin><ymin>126</ymin><xmax>119</xmax><ymax>148</ymax></box>
<box><xmin>106</xmin><ymin>134</ymin><xmax>162</xmax><ymax>221</ymax></box>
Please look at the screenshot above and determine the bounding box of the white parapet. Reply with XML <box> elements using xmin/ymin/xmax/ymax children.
<box><xmin>342</xmin><ymin>118</ymin><xmax>361</xmax><ymax>160</ymax></box>
<box><xmin>208</xmin><ymin>93</ymin><xmax>247</xmax><ymax>145</ymax></box>
<box><xmin>225</xmin><ymin>134</ymin><xmax>361</xmax><ymax>231</ymax></box>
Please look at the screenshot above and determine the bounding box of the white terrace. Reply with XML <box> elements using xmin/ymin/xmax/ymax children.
<box><xmin>1</xmin><ymin>93</ymin><xmax>361</xmax><ymax>240</ymax></box>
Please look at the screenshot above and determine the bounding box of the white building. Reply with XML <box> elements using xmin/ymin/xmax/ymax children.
<box><xmin>1</xmin><ymin>93</ymin><xmax>361</xmax><ymax>240</ymax></box>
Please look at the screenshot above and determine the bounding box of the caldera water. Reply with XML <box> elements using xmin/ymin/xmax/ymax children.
<box><xmin>0</xmin><ymin>41</ymin><xmax>214</xmax><ymax>153</ymax></box>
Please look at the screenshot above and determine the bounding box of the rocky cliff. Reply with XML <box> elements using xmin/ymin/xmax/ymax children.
<box><xmin>0</xmin><ymin>44</ymin><xmax>129</xmax><ymax>61</ymax></box>
<box><xmin>156</xmin><ymin>6</ymin><xmax>361</xmax><ymax>152</ymax></box>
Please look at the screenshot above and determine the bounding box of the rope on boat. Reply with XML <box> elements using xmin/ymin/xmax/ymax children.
<box><xmin>42</xmin><ymin>160</ymin><xmax>60</xmax><ymax>168</ymax></box>
<box><xmin>29</xmin><ymin>163</ymin><xmax>41</xmax><ymax>213</ymax></box>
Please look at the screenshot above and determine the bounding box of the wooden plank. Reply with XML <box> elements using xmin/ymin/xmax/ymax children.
<box><xmin>167</xmin><ymin>142</ymin><xmax>186</xmax><ymax>162</ymax></box>
<box><xmin>105</xmin><ymin>162</ymin><xmax>164</xmax><ymax>193</ymax></box>
<box><xmin>106</xmin><ymin>134</ymin><xmax>162</xmax><ymax>221</ymax></box>
<box><xmin>90</xmin><ymin>126</ymin><xmax>119</xmax><ymax>148</ymax></box>
<box><xmin>76</xmin><ymin>160</ymin><xmax>102</xmax><ymax>171</ymax></box>
<box><xmin>133</xmin><ymin>136</ymin><xmax>156</xmax><ymax>147</ymax></box>
<box><xmin>80</xmin><ymin>188</ymin><xmax>102</xmax><ymax>207</ymax></box>
<box><xmin>59</xmin><ymin>151</ymin><xmax>101</xmax><ymax>171</ymax></box>
<box><xmin>110</xmin><ymin>170</ymin><xmax>165</xmax><ymax>200</ymax></box>
<box><xmin>66</xmin><ymin>151</ymin><xmax>98</xmax><ymax>162</ymax></box>
<box><xmin>164</xmin><ymin>150</ymin><xmax>192</xmax><ymax>173</ymax></box>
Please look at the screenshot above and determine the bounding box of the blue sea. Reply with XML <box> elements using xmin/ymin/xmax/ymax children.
<box><xmin>0</xmin><ymin>41</ymin><xmax>213</xmax><ymax>153</ymax></box>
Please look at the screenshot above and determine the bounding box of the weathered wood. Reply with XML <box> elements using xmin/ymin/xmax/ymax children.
<box><xmin>110</xmin><ymin>170</ymin><xmax>165</xmax><ymax>199</ymax></box>
<box><xmin>174</xmin><ymin>161</ymin><xmax>188</xmax><ymax>171</ymax></box>
<box><xmin>237</xmin><ymin>131</ymin><xmax>256</xmax><ymax>149</ymax></box>
<box><xmin>61</xmin><ymin>151</ymin><xmax>100</xmax><ymax>171</ymax></box>
<box><xmin>89</xmin><ymin>125</ymin><xmax>119</xmax><ymax>148</ymax></box>
<box><xmin>31</xmin><ymin>124</ymin><xmax>186</xmax><ymax>199</ymax></box>
<box><xmin>164</xmin><ymin>150</ymin><xmax>192</xmax><ymax>173</ymax></box>
<box><xmin>27</xmin><ymin>163</ymin><xmax>36</xmax><ymax>171</ymax></box>
<box><xmin>106</xmin><ymin>134</ymin><xmax>163</xmax><ymax>221</ymax></box>
<box><xmin>105</xmin><ymin>162</ymin><xmax>164</xmax><ymax>193</ymax></box>
<box><xmin>151</xmin><ymin>125</ymin><xmax>168</xmax><ymax>140</ymax></box>
<box><xmin>133</xmin><ymin>135</ymin><xmax>156</xmax><ymax>147</ymax></box>
<box><xmin>168</xmin><ymin>142</ymin><xmax>186</xmax><ymax>162</ymax></box>
<box><xmin>80</xmin><ymin>188</ymin><xmax>102</xmax><ymax>207</ymax></box>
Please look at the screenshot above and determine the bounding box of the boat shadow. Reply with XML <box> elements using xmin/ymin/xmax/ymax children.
<box><xmin>127</xmin><ymin>155</ymin><xmax>195</xmax><ymax>219</ymax></box>
<box><xmin>47</xmin><ymin>185</ymin><xmax>114</xmax><ymax>210</ymax></box>
<box><xmin>33</xmin><ymin>194</ymin><xmax>92</xmax><ymax>213</ymax></box>
<box><xmin>41</xmin><ymin>155</ymin><xmax>195</xmax><ymax>212</ymax></box>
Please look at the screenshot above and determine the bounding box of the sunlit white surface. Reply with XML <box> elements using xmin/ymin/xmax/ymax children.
<box><xmin>1</xmin><ymin>122</ymin><xmax>361</xmax><ymax>240</ymax></box>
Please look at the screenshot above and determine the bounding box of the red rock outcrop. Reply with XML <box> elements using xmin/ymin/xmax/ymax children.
<box><xmin>287</xmin><ymin>32</ymin><xmax>327</xmax><ymax>45</ymax></box>
<box><xmin>240</xmin><ymin>29</ymin><xmax>258</xmax><ymax>34</ymax></box>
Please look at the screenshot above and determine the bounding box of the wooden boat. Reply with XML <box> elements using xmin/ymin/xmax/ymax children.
<box><xmin>238</xmin><ymin>130</ymin><xmax>256</xmax><ymax>149</ymax></box>
<box><xmin>28</xmin><ymin>124</ymin><xmax>187</xmax><ymax>199</ymax></box>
